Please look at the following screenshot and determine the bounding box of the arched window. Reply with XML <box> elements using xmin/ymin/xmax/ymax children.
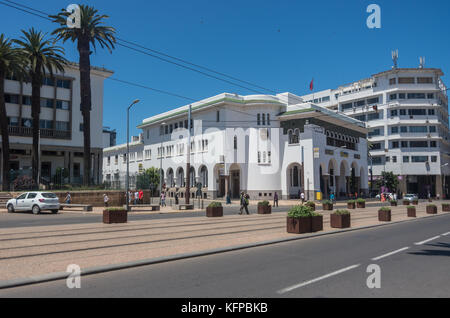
<box><xmin>234</xmin><ymin>136</ymin><xmax>237</xmax><ymax>150</ymax></box>
<box><xmin>293</xmin><ymin>166</ymin><xmax>299</xmax><ymax>187</ymax></box>
<box><xmin>257</xmin><ymin>114</ymin><xmax>261</xmax><ymax>125</ymax></box>
<box><xmin>267</xmin><ymin>114</ymin><xmax>270</xmax><ymax>125</ymax></box>
<box><xmin>262</xmin><ymin>114</ymin><xmax>266</xmax><ymax>125</ymax></box>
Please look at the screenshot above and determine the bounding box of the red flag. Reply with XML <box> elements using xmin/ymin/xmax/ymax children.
<box><xmin>309</xmin><ymin>78</ymin><xmax>314</xmax><ymax>91</ymax></box>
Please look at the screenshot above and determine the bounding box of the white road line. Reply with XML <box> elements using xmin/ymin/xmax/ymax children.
<box><xmin>371</xmin><ymin>247</ymin><xmax>410</xmax><ymax>261</ymax></box>
<box><xmin>414</xmin><ymin>236</ymin><xmax>441</xmax><ymax>245</ymax></box>
<box><xmin>442</xmin><ymin>232</ymin><xmax>450</xmax><ymax>236</ymax></box>
<box><xmin>277</xmin><ymin>264</ymin><xmax>360</xmax><ymax>295</ymax></box>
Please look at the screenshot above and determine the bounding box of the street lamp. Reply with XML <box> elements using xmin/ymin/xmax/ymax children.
<box><xmin>441</xmin><ymin>163</ymin><xmax>448</xmax><ymax>199</ymax></box>
<box><xmin>159</xmin><ymin>122</ymin><xmax>166</xmax><ymax>205</ymax></box>
<box><xmin>126</xmin><ymin>99</ymin><xmax>141</xmax><ymax>212</ymax></box>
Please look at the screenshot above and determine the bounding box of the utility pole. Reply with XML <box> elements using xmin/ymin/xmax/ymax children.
<box><xmin>185</xmin><ymin>105</ymin><xmax>192</xmax><ymax>204</ymax></box>
<box><xmin>126</xmin><ymin>99</ymin><xmax>140</xmax><ymax>212</ymax></box>
<box><xmin>159</xmin><ymin>122</ymin><xmax>166</xmax><ymax>205</ymax></box>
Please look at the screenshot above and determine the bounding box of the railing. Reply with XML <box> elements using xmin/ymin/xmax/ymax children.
<box><xmin>7</xmin><ymin>126</ymin><xmax>71</xmax><ymax>139</ymax></box>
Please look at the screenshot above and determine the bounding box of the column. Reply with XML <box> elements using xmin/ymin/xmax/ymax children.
<box><xmin>436</xmin><ymin>174</ymin><xmax>443</xmax><ymax>199</ymax></box>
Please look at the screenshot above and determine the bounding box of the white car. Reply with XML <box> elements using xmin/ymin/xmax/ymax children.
<box><xmin>6</xmin><ymin>192</ymin><xmax>60</xmax><ymax>214</ymax></box>
<box><xmin>403</xmin><ymin>193</ymin><xmax>418</xmax><ymax>202</ymax></box>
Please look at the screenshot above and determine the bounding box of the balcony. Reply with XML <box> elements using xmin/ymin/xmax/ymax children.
<box><xmin>7</xmin><ymin>126</ymin><xmax>71</xmax><ymax>140</ymax></box>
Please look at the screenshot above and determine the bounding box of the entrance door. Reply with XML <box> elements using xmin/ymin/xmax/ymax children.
<box><xmin>218</xmin><ymin>177</ymin><xmax>225</xmax><ymax>197</ymax></box>
<box><xmin>231</xmin><ymin>171</ymin><xmax>240</xmax><ymax>198</ymax></box>
<box><xmin>41</xmin><ymin>162</ymin><xmax>51</xmax><ymax>182</ymax></box>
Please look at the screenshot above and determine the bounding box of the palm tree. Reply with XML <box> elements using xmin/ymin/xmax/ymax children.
<box><xmin>50</xmin><ymin>5</ymin><xmax>116</xmax><ymax>186</ymax></box>
<box><xmin>14</xmin><ymin>28</ymin><xmax>66</xmax><ymax>187</ymax></box>
<box><xmin>0</xmin><ymin>34</ymin><xmax>25</xmax><ymax>191</ymax></box>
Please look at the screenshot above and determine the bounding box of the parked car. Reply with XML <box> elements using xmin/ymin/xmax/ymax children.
<box><xmin>376</xmin><ymin>192</ymin><xmax>393</xmax><ymax>200</ymax></box>
<box><xmin>6</xmin><ymin>192</ymin><xmax>60</xmax><ymax>214</ymax></box>
<box><xmin>403</xmin><ymin>193</ymin><xmax>418</xmax><ymax>202</ymax></box>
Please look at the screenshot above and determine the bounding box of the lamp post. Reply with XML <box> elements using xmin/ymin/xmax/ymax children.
<box><xmin>159</xmin><ymin>122</ymin><xmax>166</xmax><ymax>205</ymax></box>
<box><xmin>441</xmin><ymin>163</ymin><xmax>448</xmax><ymax>199</ymax></box>
<box><xmin>126</xmin><ymin>99</ymin><xmax>141</xmax><ymax>212</ymax></box>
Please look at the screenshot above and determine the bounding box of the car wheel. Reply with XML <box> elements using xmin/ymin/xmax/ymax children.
<box><xmin>7</xmin><ymin>204</ymin><xmax>14</xmax><ymax>213</ymax></box>
<box><xmin>51</xmin><ymin>209</ymin><xmax>59</xmax><ymax>214</ymax></box>
<box><xmin>32</xmin><ymin>205</ymin><xmax>40</xmax><ymax>215</ymax></box>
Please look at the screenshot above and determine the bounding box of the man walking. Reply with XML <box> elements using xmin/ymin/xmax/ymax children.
<box><xmin>103</xmin><ymin>194</ymin><xmax>110</xmax><ymax>207</ymax></box>
<box><xmin>300</xmin><ymin>191</ymin><xmax>305</xmax><ymax>204</ymax></box>
<box><xmin>138</xmin><ymin>189</ymin><xmax>144</xmax><ymax>204</ymax></box>
<box><xmin>239</xmin><ymin>192</ymin><xmax>250</xmax><ymax>215</ymax></box>
<box><xmin>273</xmin><ymin>192</ymin><xmax>279</xmax><ymax>207</ymax></box>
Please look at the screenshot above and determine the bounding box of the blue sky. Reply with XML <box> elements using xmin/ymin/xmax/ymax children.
<box><xmin>1</xmin><ymin>0</ymin><xmax>450</xmax><ymax>144</ymax></box>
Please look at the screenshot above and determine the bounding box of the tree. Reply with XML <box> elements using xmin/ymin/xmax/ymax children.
<box><xmin>14</xmin><ymin>28</ymin><xmax>66</xmax><ymax>187</ymax></box>
<box><xmin>0</xmin><ymin>34</ymin><xmax>25</xmax><ymax>190</ymax></box>
<box><xmin>50</xmin><ymin>5</ymin><xmax>116</xmax><ymax>186</ymax></box>
<box><xmin>136</xmin><ymin>167</ymin><xmax>160</xmax><ymax>192</ymax></box>
<box><xmin>376</xmin><ymin>171</ymin><xmax>399</xmax><ymax>193</ymax></box>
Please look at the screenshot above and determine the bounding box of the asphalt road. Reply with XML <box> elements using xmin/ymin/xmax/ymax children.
<box><xmin>1</xmin><ymin>213</ymin><xmax>449</xmax><ymax>297</ymax></box>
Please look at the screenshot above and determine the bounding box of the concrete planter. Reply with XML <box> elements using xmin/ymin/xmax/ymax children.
<box><xmin>311</xmin><ymin>215</ymin><xmax>323</xmax><ymax>232</ymax></box>
<box><xmin>402</xmin><ymin>200</ymin><xmax>410</xmax><ymax>206</ymax></box>
<box><xmin>390</xmin><ymin>201</ymin><xmax>397</xmax><ymax>206</ymax></box>
<box><xmin>378</xmin><ymin>209</ymin><xmax>391</xmax><ymax>222</ymax></box>
<box><xmin>103</xmin><ymin>209</ymin><xmax>127</xmax><ymax>224</ymax></box>
<box><xmin>426</xmin><ymin>205</ymin><xmax>437</xmax><ymax>214</ymax></box>
<box><xmin>206</xmin><ymin>206</ymin><xmax>223</xmax><ymax>217</ymax></box>
<box><xmin>407</xmin><ymin>207</ymin><xmax>416</xmax><ymax>217</ymax></box>
<box><xmin>322</xmin><ymin>203</ymin><xmax>333</xmax><ymax>211</ymax></box>
<box><xmin>287</xmin><ymin>216</ymin><xmax>311</xmax><ymax>234</ymax></box>
<box><xmin>412</xmin><ymin>200</ymin><xmax>419</xmax><ymax>205</ymax></box>
<box><xmin>257</xmin><ymin>205</ymin><xmax>272</xmax><ymax>214</ymax></box>
<box><xmin>356</xmin><ymin>202</ymin><xmax>366</xmax><ymax>208</ymax></box>
<box><xmin>330</xmin><ymin>213</ymin><xmax>351</xmax><ymax>228</ymax></box>
<box><xmin>442</xmin><ymin>204</ymin><xmax>450</xmax><ymax>212</ymax></box>
<box><xmin>347</xmin><ymin>202</ymin><xmax>356</xmax><ymax>209</ymax></box>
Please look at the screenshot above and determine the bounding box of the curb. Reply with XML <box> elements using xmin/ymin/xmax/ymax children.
<box><xmin>0</xmin><ymin>212</ymin><xmax>448</xmax><ymax>290</ymax></box>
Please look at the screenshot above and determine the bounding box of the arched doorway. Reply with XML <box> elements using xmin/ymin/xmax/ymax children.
<box><xmin>229</xmin><ymin>163</ymin><xmax>241</xmax><ymax>198</ymax></box>
<box><xmin>167</xmin><ymin>168</ymin><xmax>174</xmax><ymax>188</ymax></box>
<box><xmin>199</xmin><ymin>165</ymin><xmax>208</xmax><ymax>188</ymax></box>
<box><xmin>287</xmin><ymin>163</ymin><xmax>302</xmax><ymax>199</ymax></box>
<box><xmin>328</xmin><ymin>159</ymin><xmax>337</xmax><ymax>196</ymax></box>
<box><xmin>338</xmin><ymin>160</ymin><xmax>349</xmax><ymax>198</ymax></box>
<box><xmin>176</xmin><ymin>167</ymin><xmax>184</xmax><ymax>187</ymax></box>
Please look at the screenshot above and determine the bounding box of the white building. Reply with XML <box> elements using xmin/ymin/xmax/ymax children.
<box><xmin>0</xmin><ymin>63</ymin><xmax>113</xmax><ymax>188</ymax></box>
<box><xmin>300</xmin><ymin>66</ymin><xmax>450</xmax><ymax>198</ymax></box>
<box><xmin>103</xmin><ymin>93</ymin><xmax>368</xmax><ymax>200</ymax></box>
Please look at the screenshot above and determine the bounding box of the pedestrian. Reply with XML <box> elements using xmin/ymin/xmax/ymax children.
<box><xmin>174</xmin><ymin>191</ymin><xmax>179</xmax><ymax>205</ymax></box>
<box><xmin>330</xmin><ymin>192</ymin><xmax>335</xmax><ymax>203</ymax></box>
<box><xmin>239</xmin><ymin>192</ymin><xmax>250</xmax><ymax>215</ymax></box>
<box><xmin>355</xmin><ymin>192</ymin><xmax>358</xmax><ymax>199</ymax></box>
<box><xmin>64</xmin><ymin>192</ymin><xmax>71</xmax><ymax>204</ymax></box>
<box><xmin>128</xmin><ymin>190</ymin><xmax>133</xmax><ymax>205</ymax></box>
<box><xmin>273</xmin><ymin>192</ymin><xmax>279</xmax><ymax>207</ymax></box>
<box><xmin>134</xmin><ymin>190</ymin><xmax>139</xmax><ymax>205</ymax></box>
<box><xmin>226</xmin><ymin>192</ymin><xmax>231</xmax><ymax>204</ymax></box>
<box><xmin>393</xmin><ymin>193</ymin><xmax>397</xmax><ymax>201</ymax></box>
<box><xmin>300</xmin><ymin>191</ymin><xmax>305</xmax><ymax>204</ymax></box>
<box><xmin>437</xmin><ymin>193</ymin><xmax>440</xmax><ymax>201</ymax></box>
<box><xmin>139</xmin><ymin>189</ymin><xmax>144</xmax><ymax>204</ymax></box>
<box><xmin>298</xmin><ymin>189</ymin><xmax>301</xmax><ymax>199</ymax></box>
<box><xmin>161</xmin><ymin>191</ymin><xmax>166</xmax><ymax>207</ymax></box>
<box><xmin>103</xmin><ymin>194</ymin><xmax>109</xmax><ymax>207</ymax></box>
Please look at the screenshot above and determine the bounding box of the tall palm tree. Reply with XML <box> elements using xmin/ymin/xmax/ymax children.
<box><xmin>14</xmin><ymin>28</ymin><xmax>66</xmax><ymax>187</ymax></box>
<box><xmin>50</xmin><ymin>5</ymin><xmax>116</xmax><ymax>186</ymax></box>
<box><xmin>0</xmin><ymin>34</ymin><xmax>25</xmax><ymax>191</ymax></box>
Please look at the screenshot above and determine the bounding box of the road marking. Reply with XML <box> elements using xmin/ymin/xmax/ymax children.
<box><xmin>371</xmin><ymin>247</ymin><xmax>409</xmax><ymax>261</ymax></box>
<box><xmin>277</xmin><ymin>264</ymin><xmax>360</xmax><ymax>294</ymax></box>
<box><xmin>414</xmin><ymin>236</ymin><xmax>441</xmax><ymax>245</ymax></box>
<box><xmin>442</xmin><ymin>231</ymin><xmax>450</xmax><ymax>236</ymax></box>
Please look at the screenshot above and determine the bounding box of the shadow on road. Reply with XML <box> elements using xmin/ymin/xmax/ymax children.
<box><xmin>408</xmin><ymin>242</ymin><xmax>450</xmax><ymax>257</ymax></box>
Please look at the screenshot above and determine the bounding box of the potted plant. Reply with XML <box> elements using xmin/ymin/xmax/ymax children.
<box><xmin>311</xmin><ymin>212</ymin><xmax>323</xmax><ymax>232</ymax></box>
<box><xmin>287</xmin><ymin>205</ymin><xmax>312</xmax><ymax>234</ymax></box>
<box><xmin>407</xmin><ymin>206</ymin><xmax>416</xmax><ymax>217</ymax></box>
<box><xmin>378</xmin><ymin>206</ymin><xmax>391</xmax><ymax>222</ymax></box>
<box><xmin>402</xmin><ymin>199</ymin><xmax>410</xmax><ymax>206</ymax></box>
<box><xmin>103</xmin><ymin>207</ymin><xmax>127</xmax><ymax>224</ymax></box>
<box><xmin>412</xmin><ymin>199</ymin><xmax>418</xmax><ymax>205</ymax></box>
<box><xmin>356</xmin><ymin>198</ymin><xmax>366</xmax><ymax>208</ymax></box>
<box><xmin>426</xmin><ymin>204</ymin><xmax>437</xmax><ymax>214</ymax></box>
<box><xmin>442</xmin><ymin>203</ymin><xmax>450</xmax><ymax>212</ymax></box>
<box><xmin>330</xmin><ymin>209</ymin><xmax>351</xmax><ymax>228</ymax></box>
<box><xmin>390</xmin><ymin>200</ymin><xmax>397</xmax><ymax>206</ymax></box>
<box><xmin>347</xmin><ymin>200</ymin><xmax>356</xmax><ymax>209</ymax></box>
<box><xmin>206</xmin><ymin>202</ymin><xmax>223</xmax><ymax>217</ymax></box>
<box><xmin>305</xmin><ymin>201</ymin><xmax>316</xmax><ymax>211</ymax></box>
<box><xmin>257</xmin><ymin>200</ymin><xmax>271</xmax><ymax>214</ymax></box>
<box><xmin>322</xmin><ymin>199</ymin><xmax>333</xmax><ymax>211</ymax></box>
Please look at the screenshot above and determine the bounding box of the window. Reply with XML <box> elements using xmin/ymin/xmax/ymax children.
<box><xmin>147</xmin><ymin>130</ymin><xmax>149</xmax><ymax>139</ymax></box>
<box><xmin>429</xmin><ymin>126</ymin><xmax>436</xmax><ymax>133</ymax></box>
<box><xmin>55</xmin><ymin>121</ymin><xmax>69</xmax><ymax>131</ymax></box>
<box><xmin>367</xmin><ymin>113</ymin><xmax>380</xmax><ymax>121</ymax></box>
<box><xmin>412</xmin><ymin>156</ymin><xmax>428</xmax><ymax>163</ymax></box>
<box><xmin>403</xmin><ymin>156</ymin><xmax>410</xmax><ymax>163</ymax></box>
<box><xmin>385</xmin><ymin>156</ymin><xmax>390</xmax><ymax>162</ymax></box>
<box><xmin>401</xmin><ymin>141</ymin><xmax>408</xmax><ymax>148</ymax></box>
<box><xmin>390</xmin><ymin>110</ymin><xmax>398</xmax><ymax>117</ymax></box>
<box><xmin>56</xmin><ymin>100</ymin><xmax>70</xmax><ymax>110</ymax></box>
<box><xmin>428</xmin><ymin>109</ymin><xmax>435</xmax><ymax>115</ymax></box>
<box><xmin>389</xmin><ymin>78</ymin><xmax>396</xmax><ymax>85</ymax></box>
<box><xmin>216</xmin><ymin>110</ymin><xmax>220</xmax><ymax>122</ymax></box>
<box><xmin>268</xmin><ymin>151</ymin><xmax>271</xmax><ymax>163</ymax></box>
<box><xmin>391</xmin><ymin>126</ymin><xmax>398</xmax><ymax>134</ymax></box>
<box><xmin>5</xmin><ymin>94</ymin><xmax>19</xmax><ymax>104</ymax></box>
<box><xmin>391</xmin><ymin>141</ymin><xmax>399</xmax><ymax>149</ymax></box>
<box><xmin>40</xmin><ymin>98</ymin><xmax>53</xmax><ymax>108</ymax></box>
<box><xmin>257</xmin><ymin>114</ymin><xmax>260</xmax><ymax>125</ymax></box>
<box><xmin>427</xmin><ymin>93</ymin><xmax>434</xmax><ymax>99</ymax></box>
<box><xmin>107</xmin><ymin>156</ymin><xmax>110</xmax><ymax>166</ymax></box>
<box><xmin>8</xmin><ymin>117</ymin><xmax>19</xmax><ymax>127</ymax></box>
<box><xmin>342</xmin><ymin>103</ymin><xmax>353</xmax><ymax>110</ymax></box>
<box><xmin>390</xmin><ymin>94</ymin><xmax>397</xmax><ymax>100</ymax></box>
<box><xmin>356</xmin><ymin>100</ymin><xmax>365</xmax><ymax>107</ymax></box>
<box><xmin>39</xmin><ymin>120</ymin><xmax>52</xmax><ymax>129</ymax></box>
<box><xmin>165</xmin><ymin>125</ymin><xmax>169</xmax><ymax>135</ymax></box>
<box><xmin>409</xmin><ymin>141</ymin><xmax>428</xmax><ymax>147</ymax></box>
<box><xmin>368</xmin><ymin>129</ymin><xmax>381</xmax><ymax>137</ymax></box>
<box><xmin>355</xmin><ymin>115</ymin><xmax>366</xmax><ymax>121</ymax></box>
<box><xmin>22</xmin><ymin>96</ymin><xmax>32</xmax><ymax>105</ymax></box>
<box><xmin>371</xmin><ymin>143</ymin><xmax>382</xmax><ymax>150</ymax></box>
<box><xmin>234</xmin><ymin>136</ymin><xmax>237</xmax><ymax>150</ymax></box>
<box><xmin>367</xmin><ymin>97</ymin><xmax>379</xmax><ymax>105</ymax></box>
<box><xmin>400</xmin><ymin>109</ymin><xmax>407</xmax><ymax>116</ymax></box>
<box><xmin>408</xmin><ymin>109</ymin><xmax>426</xmax><ymax>116</ymax></box>
<box><xmin>43</xmin><ymin>77</ymin><xmax>54</xmax><ymax>86</ymax></box>
<box><xmin>371</xmin><ymin>156</ymin><xmax>383</xmax><ymax>165</ymax></box>
<box><xmin>114</xmin><ymin>155</ymin><xmax>118</xmax><ymax>165</ymax></box>
<box><xmin>262</xmin><ymin>114</ymin><xmax>265</xmax><ymax>125</ymax></box>
<box><xmin>430</xmin><ymin>141</ymin><xmax>437</xmax><ymax>147</ymax></box>
<box><xmin>257</xmin><ymin>151</ymin><xmax>261</xmax><ymax>164</ymax></box>
<box><xmin>431</xmin><ymin>156</ymin><xmax>437</xmax><ymax>162</ymax></box>
<box><xmin>417</xmin><ymin>77</ymin><xmax>433</xmax><ymax>84</ymax></box>
<box><xmin>79</xmin><ymin>123</ymin><xmax>84</xmax><ymax>132</ymax></box>
<box><xmin>267</xmin><ymin>114</ymin><xmax>270</xmax><ymax>125</ymax></box>
<box><xmin>27</xmin><ymin>193</ymin><xmax>37</xmax><ymax>199</ymax></box>
<box><xmin>57</xmin><ymin>79</ymin><xmax>71</xmax><ymax>89</ymax></box>
<box><xmin>22</xmin><ymin>118</ymin><xmax>32</xmax><ymax>128</ymax></box>
<box><xmin>184</xmin><ymin>120</ymin><xmax>188</xmax><ymax>129</ymax></box>
<box><xmin>409</xmin><ymin>126</ymin><xmax>427</xmax><ymax>133</ymax></box>
<box><xmin>398</xmin><ymin>93</ymin><xmax>406</xmax><ymax>99</ymax></box>
<box><xmin>169</xmin><ymin>124</ymin><xmax>173</xmax><ymax>133</ymax></box>
<box><xmin>400</xmin><ymin>126</ymin><xmax>407</xmax><ymax>133</ymax></box>
<box><xmin>398</xmin><ymin>77</ymin><xmax>415</xmax><ymax>84</ymax></box>
<box><xmin>392</xmin><ymin>156</ymin><xmax>397</xmax><ymax>163</ymax></box>
<box><xmin>407</xmin><ymin>93</ymin><xmax>425</xmax><ymax>99</ymax></box>
<box><xmin>159</xmin><ymin>126</ymin><xmax>164</xmax><ymax>135</ymax></box>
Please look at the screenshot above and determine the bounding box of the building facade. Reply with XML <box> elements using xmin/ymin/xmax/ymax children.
<box><xmin>103</xmin><ymin>93</ymin><xmax>368</xmax><ymax>200</ymax></box>
<box><xmin>300</xmin><ymin>67</ymin><xmax>450</xmax><ymax>198</ymax></box>
<box><xmin>0</xmin><ymin>63</ymin><xmax>113</xmax><ymax>188</ymax></box>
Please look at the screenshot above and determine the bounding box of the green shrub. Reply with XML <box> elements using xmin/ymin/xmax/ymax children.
<box><xmin>208</xmin><ymin>202</ymin><xmax>222</xmax><ymax>208</ymax></box>
<box><xmin>379</xmin><ymin>207</ymin><xmax>391</xmax><ymax>212</ymax></box>
<box><xmin>442</xmin><ymin>203</ymin><xmax>450</xmax><ymax>207</ymax></box>
<box><xmin>310</xmin><ymin>211</ymin><xmax>322</xmax><ymax>217</ymax></box>
<box><xmin>390</xmin><ymin>200</ymin><xmax>397</xmax><ymax>203</ymax></box>
<box><xmin>322</xmin><ymin>200</ymin><xmax>332</xmax><ymax>205</ymax></box>
<box><xmin>258</xmin><ymin>200</ymin><xmax>270</xmax><ymax>206</ymax></box>
<box><xmin>356</xmin><ymin>198</ymin><xmax>366</xmax><ymax>203</ymax></box>
<box><xmin>427</xmin><ymin>204</ymin><xmax>436</xmax><ymax>208</ymax></box>
<box><xmin>334</xmin><ymin>209</ymin><xmax>350</xmax><ymax>215</ymax></box>
<box><xmin>288</xmin><ymin>205</ymin><xmax>313</xmax><ymax>218</ymax></box>
<box><xmin>347</xmin><ymin>200</ymin><xmax>355</xmax><ymax>204</ymax></box>
<box><xmin>407</xmin><ymin>206</ymin><xmax>416</xmax><ymax>210</ymax></box>
<box><xmin>305</xmin><ymin>201</ymin><xmax>315</xmax><ymax>208</ymax></box>
<box><xmin>403</xmin><ymin>199</ymin><xmax>410</xmax><ymax>203</ymax></box>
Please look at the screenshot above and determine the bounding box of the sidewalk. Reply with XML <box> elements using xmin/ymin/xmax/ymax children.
<box><xmin>0</xmin><ymin>201</ymin><xmax>448</xmax><ymax>284</ymax></box>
